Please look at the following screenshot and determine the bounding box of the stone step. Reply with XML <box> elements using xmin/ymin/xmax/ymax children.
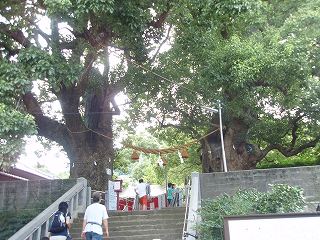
<box><xmin>74</xmin><ymin>227</ymin><xmax>182</xmax><ymax>238</ymax></box>
<box><xmin>109</xmin><ymin>222</ymin><xmax>183</xmax><ymax>232</ymax></box>
<box><xmin>72</xmin><ymin>219</ymin><xmax>184</xmax><ymax>229</ymax></box>
<box><xmin>71</xmin><ymin>232</ymin><xmax>182</xmax><ymax>240</ymax></box>
<box><xmin>74</xmin><ymin>209</ymin><xmax>185</xmax><ymax>225</ymax></box>
<box><xmin>71</xmin><ymin>219</ymin><xmax>184</xmax><ymax>231</ymax></box>
<box><xmin>70</xmin><ymin>207</ymin><xmax>185</xmax><ymax>240</ymax></box>
<box><xmin>113</xmin><ymin>213</ymin><xmax>183</xmax><ymax>221</ymax></box>
<box><xmin>108</xmin><ymin>207</ymin><xmax>186</xmax><ymax>215</ymax></box>
<box><xmin>70</xmin><ymin>222</ymin><xmax>183</xmax><ymax>233</ymax></box>
<box><xmin>77</xmin><ymin>207</ymin><xmax>185</xmax><ymax>218</ymax></box>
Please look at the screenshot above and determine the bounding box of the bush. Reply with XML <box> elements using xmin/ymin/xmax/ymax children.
<box><xmin>0</xmin><ymin>209</ymin><xmax>45</xmax><ymax>240</ymax></box>
<box><xmin>197</xmin><ymin>184</ymin><xmax>305</xmax><ymax>240</ymax></box>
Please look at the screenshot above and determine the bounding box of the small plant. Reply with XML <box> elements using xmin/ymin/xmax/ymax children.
<box><xmin>256</xmin><ymin>184</ymin><xmax>305</xmax><ymax>213</ymax></box>
<box><xmin>0</xmin><ymin>209</ymin><xmax>44</xmax><ymax>240</ymax></box>
<box><xmin>197</xmin><ymin>184</ymin><xmax>305</xmax><ymax>240</ymax></box>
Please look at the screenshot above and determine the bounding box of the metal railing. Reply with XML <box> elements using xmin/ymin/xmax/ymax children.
<box><xmin>8</xmin><ymin>178</ymin><xmax>90</xmax><ymax>240</ymax></box>
<box><xmin>182</xmin><ymin>173</ymin><xmax>200</xmax><ymax>240</ymax></box>
<box><xmin>182</xmin><ymin>177</ymin><xmax>191</xmax><ymax>239</ymax></box>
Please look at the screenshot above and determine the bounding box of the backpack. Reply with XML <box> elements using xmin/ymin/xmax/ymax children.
<box><xmin>146</xmin><ymin>184</ymin><xmax>152</xmax><ymax>201</ymax></box>
<box><xmin>49</xmin><ymin>211</ymin><xmax>66</xmax><ymax>233</ymax></box>
<box><xmin>146</xmin><ymin>184</ymin><xmax>150</xmax><ymax>196</ymax></box>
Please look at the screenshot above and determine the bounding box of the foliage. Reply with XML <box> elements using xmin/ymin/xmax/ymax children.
<box><xmin>114</xmin><ymin>127</ymin><xmax>201</xmax><ymax>186</ymax></box>
<box><xmin>256</xmin><ymin>184</ymin><xmax>305</xmax><ymax>213</ymax></box>
<box><xmin>2</xmin><ymin>0</ymin><xmax>320</xmax><ymax>176</ymax></box>
<box><xmin>0</xmin><ymin>0</ymin><xmax>174</xmax><ymax>186</ymax></box>
<box><xmin>0</xmin><ymin>209</ymin><xmax>44</xmax><ymax>240</ymax></box>
<box><xmin>0</xmin><ymin>59</ymin><xmax>36</xmax><ymax>168</ymax></box>
<box><xmin>258</xmin><ymin>145</ymin><xmax>320</xmax><ymax>169</ymax></box>
<box><xmin>125</xmin><ymin>0</ymin><xmax>320</xmax><ymax>168</ymax></box>
<box><xmin>198</xmin><ymin>184</ymin><xmax>305</xmax><ymax>240</ymax></box>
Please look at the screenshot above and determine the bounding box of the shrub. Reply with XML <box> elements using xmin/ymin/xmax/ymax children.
<box><xmin>0</xmin><ymin>209</ymin><xmax>44</xmax><ymax>240</ymax></box>
<box><xmin>197</xmin><ymin>184</ymin><xmax>305</xmax><ymax>240</ymax></box>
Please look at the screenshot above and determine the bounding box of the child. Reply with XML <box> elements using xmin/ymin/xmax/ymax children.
<box><xmin>167</xmin><ymin>183</ymin><xmax>173</xmax><ymax>206</ymax></box>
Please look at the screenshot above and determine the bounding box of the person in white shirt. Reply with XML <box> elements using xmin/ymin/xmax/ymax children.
<box><xmin>135</xmin><ymin>179</ymin><xmax>148</xmax><ymax>210</ymax></box>
<box><xmin>81</xmin><ymin>192</ymin><xmax>109</xmax><ymax>240</ymax></box>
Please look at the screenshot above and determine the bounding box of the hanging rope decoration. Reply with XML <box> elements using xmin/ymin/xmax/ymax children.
<box><xmin>180</xmin><ymin>148</ymin><xmax>189</xmax><ymax>159</ymax></box>
<box><xmin>161</xmin><ymin>155</ymin><xmax>168</xmax><ymax>166</ymax></box>
<box><xmin>128</xmin><ymin>128</ymin><xmax>219</xmax><ymax>162</ymax></box>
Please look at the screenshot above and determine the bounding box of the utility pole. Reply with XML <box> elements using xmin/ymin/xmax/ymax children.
<box><xmin>202</xmin><ymin>102</ymin><xmax>228</xmax><ymax>172</ymax></box>
<box><xmin>218</xmin><ymin>100</ymin><xmax>227</xmax><ymax>172</ymax></box>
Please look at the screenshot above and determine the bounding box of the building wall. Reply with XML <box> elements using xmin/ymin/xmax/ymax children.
<box><xmin>200</xmin><ymin>166</ymin><xmax>320</xmax><ymax>206</ymax></box>
<box><xmin>0</xmin><ymin>173</ymin><xmax>26</xmax><ymax>181</ymax></box>
<box><xmin>0</xmin><ymin>179</ymin><xmax>77</xmax><ymax>211</ymax></box>
<box><xmin>9</xmin><ymin>168</ymin><xmax>50</xmax><ymax>180</ymax></box>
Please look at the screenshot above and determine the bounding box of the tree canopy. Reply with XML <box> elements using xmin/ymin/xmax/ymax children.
<box><xmin>125</xmin><ymin>0</ymin><xmax>320</xmax><ymax>171</ymax></box>
<box><xmin>0</xmin><ymin>0</ymin><xmax>173</xmax><ymax>188</ymax></box>
<box><xmin>1</xmin><ymin>0</ymin><xmax>320</xmax><ymax>184</ymax></box>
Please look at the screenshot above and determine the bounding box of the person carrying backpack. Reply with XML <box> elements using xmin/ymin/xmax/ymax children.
<box><xmin>49</xmin><ymin>201</ymin><xmax>72</xmax><ymax>240</ymax></box>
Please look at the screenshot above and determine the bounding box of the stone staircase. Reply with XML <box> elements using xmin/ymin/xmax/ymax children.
<box><xmin>70</xmin><ymin>207</ymin><xmax>185</xmax><ymax>240</ymax></box>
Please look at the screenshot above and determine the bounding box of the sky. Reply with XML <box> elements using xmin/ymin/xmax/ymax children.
<box><xmin>19</xmin><ymin>138</ymin><xmax>69</xmax><ymax>175</ymax></box>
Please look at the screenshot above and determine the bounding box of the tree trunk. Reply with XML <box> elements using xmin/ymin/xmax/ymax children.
<box><xmin>23</xmin><ymin>87</ymin><xmax>117</xmax><ymax>191</ymax></box>
<box><xmin>66</xmin><ymin>91</ymin><xmax>115</xmax><ymax>191</ymax></box>
<box><xmin>201</xmin><ymin>119</ymin><xmax>260</xmax><ymax>172</ymax></box>
<box><xmin>68</xmin><ymin>136</ymin><xmax>113</xmax><ymax>191</ymax></box>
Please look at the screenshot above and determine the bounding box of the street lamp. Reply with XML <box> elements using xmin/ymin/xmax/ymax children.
<box><xmin>202</xmin><ymin>101</ymin><xmax>228</xmax><ymax>172</ymax></box>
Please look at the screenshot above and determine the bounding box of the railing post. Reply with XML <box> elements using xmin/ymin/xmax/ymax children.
<box><xmin>87</xmin><ymin>186</ymin><xmax>92</xmax><ymax>206</ymax></box>
<box><xmin>185</xmin><ymin>172</ymin><xmax>201</xmax><ymax>240</ymax></box>
<box><xmin>75</xmin><ymin>192</ymin><xmax>79</xmax><ymax>217</ymax></box>
<box><xmin>70</xmin><ymin>195</ymin><xmax>75</xmax><ymax>220</ymax></box>
<box><xmin>44</xmin><ymin>220</ymin><xmax>50</xmax><ymax>237</ymax></box>
<box><xmin>36</xmin><ymin>227</ymin><xmax>41</xmax><ymax>240</ymax></box>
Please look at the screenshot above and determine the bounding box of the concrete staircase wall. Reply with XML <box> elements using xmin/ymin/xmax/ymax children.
<box><xmin>70</xmin><ymin>207</ymin><xmax>185</xmax><ymax>240</ymax></box>
<box><xmin>200</xmin><ymin>166</ymin><xmax>320</xmax><ymax>211</ymax></box>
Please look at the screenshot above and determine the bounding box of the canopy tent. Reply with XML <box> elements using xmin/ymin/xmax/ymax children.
<box><xmin>119</xmin><ymin>184</ymin><xmax>165</xmax><ymax>198</ymax></box>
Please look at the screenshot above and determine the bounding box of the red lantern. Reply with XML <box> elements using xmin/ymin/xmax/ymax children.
<box><xmin>131</xmin><ymin>150</ymin><xmax>140</xmax><ymax>160</ymax></box>
<box><xmin>180</xmin><ymin>148</ymin><xmax>189</xmax><ymax>158</ymax></box>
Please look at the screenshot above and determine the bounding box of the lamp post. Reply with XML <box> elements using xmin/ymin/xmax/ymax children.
<box><xmin>202</xmin><ymin>101</ymin><xmax>228</xmax><ymax>172</ymax></box>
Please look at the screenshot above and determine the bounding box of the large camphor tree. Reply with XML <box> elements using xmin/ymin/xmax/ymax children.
<box><xmin>0</xmin><ymin>0</ymin><xmax>172</xmax><ymax>189</ymax></box>
<box><xmin>125</xmin><ymin>0</ymin><xmax>320</xmax><ymax>172</ymax></box>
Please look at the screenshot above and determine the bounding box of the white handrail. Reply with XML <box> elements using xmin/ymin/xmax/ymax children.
<box><xmin>8</xmin><ymin>178</ymin><xmax>89</xmax><ymax>240</ymax></box>
<box><xmin>184</xmin><ymin>172</ymin><xmax>201</xmax><ymax>240</ymax></box>
<box><xmin>182</xmin><ymin>177</ymin><xmax>191</xmax><ymax>239</ymax></box>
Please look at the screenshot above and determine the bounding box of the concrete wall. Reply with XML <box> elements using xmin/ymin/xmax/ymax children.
<box><xmin>200</xmin><ymin>166</ymin><xmax>320</xmax><ymax>205</ymax></box>
<box><xmin>0</xmin><ymin>179</ymin><xmax>77</xmax><ymax>211</ymax></box>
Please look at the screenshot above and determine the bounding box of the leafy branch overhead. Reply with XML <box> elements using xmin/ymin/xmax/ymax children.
<box><xmin>125</xmin><ymin>0</ymin><xmax>320</xmax><ymax>170</ymax></box>
<box><xmin>0</xmin><ymin>0</ymin><xmax>173</xmax><ymax>188</ymax></box>
<box><xmin>0</xmin><ymin>0</ymin><xmax>320</xmax><ymax>181</ymax></box>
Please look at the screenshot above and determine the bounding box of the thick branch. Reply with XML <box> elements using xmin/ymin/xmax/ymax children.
<box><xmin>254</xmin><ymin>80</ymin><xmax>288</xmax><ymax>95</ymax></box>
<box><xmin>0</xmin><ymin>23</ymin><xmax>31</xmax><ymax>48</ymax></box>
<box><xmin>22</xmin><ymin>92</ymin><xmax>70</xmax><ymax>147</ymax></box>
<box><xmin>150</xmin><ymin>24</ymin><xmax>172</xmax><ymax>63</ymax></box>
<box><xmin>0</xmin><ymin>42</ymin><xmax>20</xmax><ymax>56</ymax></box>
<box><xmin>262</xmin><ymin>136</ymin><xmax>320</xmax><ymax>158</ymax></box>
<box><xmin>59</xmin><ymin>40</ymin><xmax>78</xmax><ymax>50</ymax></box>
<box><xmin>110</xmin><ymin>98</ymin><xmax>120</xmax><ymax>115</ymax></box>
<box><xmin>290</xmin><ymin>114</ymin><xmax>304</xmax><ymax>149</ymax></box>
<box><xmin>149</xmin><ymin>3</ymin><xmax>172</xmax><ymax>28</ymax></box>
<box><xmin>76</xmin><ymin>52</ymin><xmax>96</xmax><ymax>95</ymax></box>
<box><xmin>33</xmin><ymin>27</ymin><xmax>51</xmax><ymax>44</ymax></box>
